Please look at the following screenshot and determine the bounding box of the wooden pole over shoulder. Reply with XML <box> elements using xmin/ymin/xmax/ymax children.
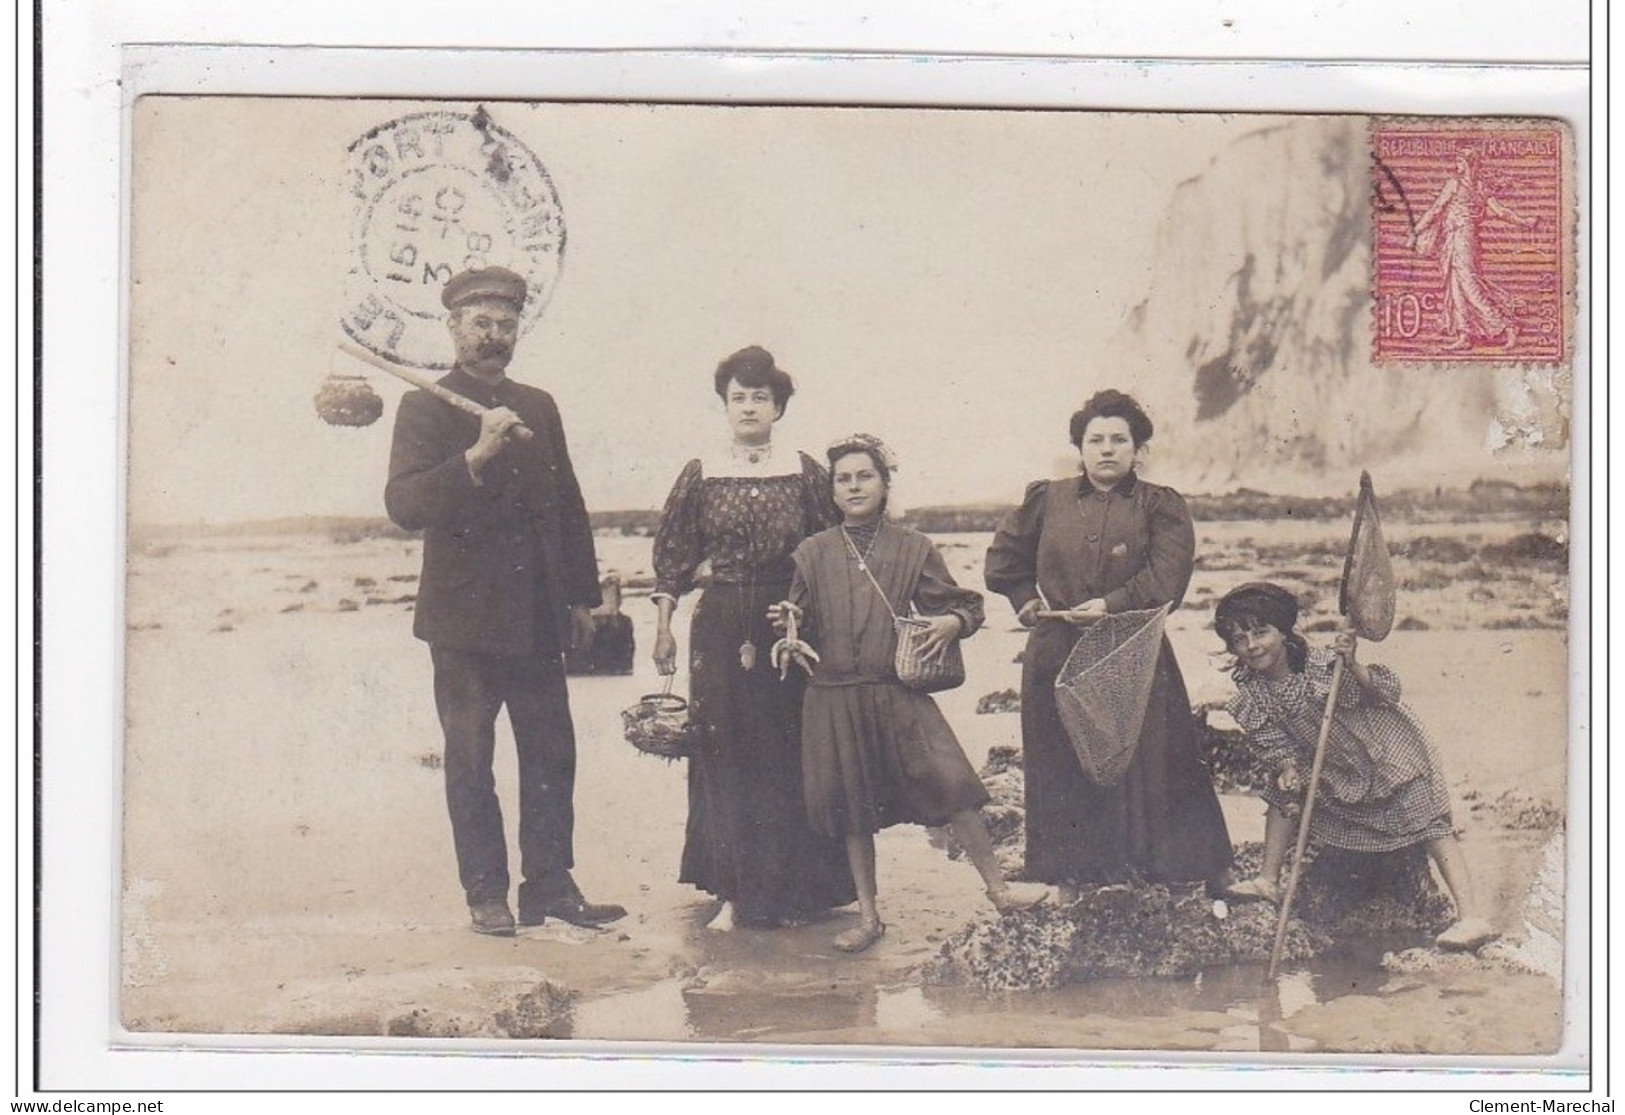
<box><xmin>335</xmin><ymin>341</ymin><xmax>533</xmax><ymax>440</ymax></box>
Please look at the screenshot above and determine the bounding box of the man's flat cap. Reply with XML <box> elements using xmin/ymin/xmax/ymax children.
<box><xmin>441</xmin><ymin>266</ymin><xmax>528</xmax><ymax>311</ymax></box>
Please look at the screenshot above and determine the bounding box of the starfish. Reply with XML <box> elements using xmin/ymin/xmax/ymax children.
<box><xmin>769</xmin><ymin>605</ymin><xmax>820</xmax><ymax>679</ymax></box>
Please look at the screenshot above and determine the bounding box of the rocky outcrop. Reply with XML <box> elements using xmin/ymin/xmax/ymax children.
<box><xmin>1101</xmin><ymin>117</ymin><xmax>1567</xmax><ymax>493</ymax></box>
<box><xmin>929</xmin><ymin>745</ymin><xmax>1457</xmax><ymax>991</ymax></box>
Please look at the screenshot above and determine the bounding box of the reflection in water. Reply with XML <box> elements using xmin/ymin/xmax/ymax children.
<box><xmin>683</xmin><ymin>984</ymin><xmax>877</xmax><ymax>1041</ymax></box>
<box><xmin>564</xmin><ymin>928</ymin><xmax>1421</xmax><ymax>1049</ymax></box>
<box><xmin>566</xmin><ymin>978</ymin><xmax>885</xmax><ymax>1043</ymax></box>
<box><xmin>874</xmin><ymin>985</ymin><xmax>945</xmax><ymax>1033</ymax></box>
<box><xmin>1257</xmin><ymin>979</ymin><xmax>1287</xmax><ymax>1053</ymax></box>
<box><xmin>1274</xmin><ymin>970</ymin><xmax>1319</xmax><ymax>1018</ymax></box>
<box><xmin>565</xmin><ymin>980</ymin><xmax>690</xmax><ymax>1042</ymax></box>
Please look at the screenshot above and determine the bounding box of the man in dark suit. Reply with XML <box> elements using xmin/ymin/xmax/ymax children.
<box><xmin>386</xmin><ymin>266</ymin><xmax>626</xmax><ymax>936</ymax></box>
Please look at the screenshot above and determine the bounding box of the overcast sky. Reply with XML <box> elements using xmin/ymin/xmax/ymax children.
<box><xmin>128</xmin><ymin>100</ymin><xmax>1337</xmax><ymax>523</ymax></box>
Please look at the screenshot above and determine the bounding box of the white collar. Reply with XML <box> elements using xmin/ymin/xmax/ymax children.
<box><xmin>699</xmin><ymin>442</ymin><xmax>802</xmax><ymax>479</ymax></box>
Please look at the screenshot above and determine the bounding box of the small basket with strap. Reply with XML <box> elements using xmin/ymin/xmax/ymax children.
<box><xmin>844</xmin><ymin>531</ymin><xmax>966</xmax><ymax>694</ymax></box>
<box><xmin>621</xmin><ymin>674</ymin><xmax>703</xmax><ymax>760</ymax></box>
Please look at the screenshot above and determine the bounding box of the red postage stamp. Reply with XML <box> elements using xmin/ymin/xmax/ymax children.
<box><xmin>1370</xmin><ymin>120</ymin><xmax>1571</xmax><ymax>364</ymax></box>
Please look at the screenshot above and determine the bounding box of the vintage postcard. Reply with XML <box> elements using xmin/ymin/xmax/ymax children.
<box><xmin>120</xmin><ymin>96</ymin><xmax>1579</xmax><ymax>1065</ymax></box>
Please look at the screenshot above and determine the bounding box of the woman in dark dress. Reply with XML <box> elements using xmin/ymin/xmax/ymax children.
<box><xmin>651</xmin><ymin>346</ymin><xmax>856</xmax><ymax>929</ymax></box>
<box><xmin>984</xmin><ymin>389</ymin><xmax>1234</xmax><ymax>892</ymax></box>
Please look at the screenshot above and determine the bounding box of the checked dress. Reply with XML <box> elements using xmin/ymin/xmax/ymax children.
<box><xmin>1227</xmin><ymin>647</ymin><xmax>1456</xmax><ymax>852</ymax></box>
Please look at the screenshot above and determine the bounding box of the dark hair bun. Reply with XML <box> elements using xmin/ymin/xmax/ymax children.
<box><xmin>714</xmin><ymin>346</ymin><xmax>796</xmax><ymax>412</ymax></box>
<box><xmin>1069</xmin><ymin>389</ymin><xmax>1154</xmax><ymax>448</ymax></box>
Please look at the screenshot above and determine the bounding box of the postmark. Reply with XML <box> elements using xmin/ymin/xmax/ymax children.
<box><xmin>1370</xmin><ymin>119</ymin><xmax>1570</xmax><ymax>365</ymax></box>
<box><xmin>343</xmin><ymin>107</ymin><xmax>566</xmax><ymax>369</ymax></box>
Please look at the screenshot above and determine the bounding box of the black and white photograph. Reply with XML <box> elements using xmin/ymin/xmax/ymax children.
<box><xmin>118</xmin><ymin>95</ymin><xmax>1577</xmax><ymax>1056</ymax></box>
<box><xmin>28</xmin><ymin>3</ymin><xmax>1598</xmax><ymax>1100</ymax></box>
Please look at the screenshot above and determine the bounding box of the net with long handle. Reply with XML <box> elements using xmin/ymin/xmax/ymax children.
<box><xmin>1340</xmin><ymin>470</ymin><xmax>1396</xmax><ymax>641</ymax></box>
<box><xmin>1052</xmin><ymin>604</ymin><xmax>1170</xmax><ymax>786</ymax></box>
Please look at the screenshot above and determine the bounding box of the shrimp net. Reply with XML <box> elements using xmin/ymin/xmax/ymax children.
<box><xmin>1053</xmin><ymin>604</ymin><xmax>1170</xmax><ymax>786</ymax></box>
<box><xmin>1340</xmin><ymin>471</ymin><xmax>1396</xmax><ymax>641</ymax></box>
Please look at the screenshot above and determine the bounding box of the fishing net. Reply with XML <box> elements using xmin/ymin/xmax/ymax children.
<box><xmin>1053</xmin><ymin>604</ymin><xmax>1169</xmax><ymax>786</ymax></box>
<box><xmin>1340</xmin><ymin>471</ymin><xmax>1396</xmax><ymax>641</ymax></box>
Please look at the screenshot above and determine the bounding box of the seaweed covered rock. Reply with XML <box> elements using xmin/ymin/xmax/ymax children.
<box><xmin>1399</xmin><ymin>536</ymin><xmax>1474</xmax><ymax>564</ymax></box>
<box><xmin>491</xmin><ymin>980</ymin><xmax>576</xmax><ymax>1039</ymax></box>
<box><xmin>980</xmin><ymin>803</ymin><xmax>1026</xmax><ymax>846</ymax></box>
<box><xmin>1288</xmin><ymin>844</ymin><xmax>1455</xmax><ymax>935</ymax></box>
<box><xmin>982</xmin><ymin>744</ymin><xmax>1022</xmax><ymax>776</ymax></box>
<box><xmin>932</xmin><ymin>745</ymin><xmax>1025</xmax><ymax>869</ymax></box>
<box><xmin>1463</xmin><ymin>787</ymin><xmax>1563</xmax><ymax>831</ymax></box>
<box><xmin>1481</xmin><ymin>532</ymin><xmax>1568</xmax><ymax>566</ymax></box>
<box><xmin>926</xmin><ymin>881</ymin><xmax>1323</xmax><ymax>991</ymax></box>
<box><xmin>1194</xmin><ymin>704</ymin><xmax>1271</xmax><ymax>793</ymax></box>
<box><xmin>1382</xmin><ymin>943</ymin><xmax>1546</xmax><ymax>978</ymax></box>
<box><xmin>933</xmin><ymin>710</ymin><xmax>1455</xmax><ymax>991</ymax></box>
<box><xmin>975</xmin><ymin>688</ymin><xmax>1022</xmax><ymax>714</ymax></box>
<box><xmin>928</xmin><ymin>842</ymin><xmax>1454</xmax><ymax>991</ymax></box>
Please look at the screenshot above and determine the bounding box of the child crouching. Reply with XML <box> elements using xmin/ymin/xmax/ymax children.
<box><xmin>1215</xmin><ymin>581</ymin><xmax>1496</xmax><ymax>952</ymax></box>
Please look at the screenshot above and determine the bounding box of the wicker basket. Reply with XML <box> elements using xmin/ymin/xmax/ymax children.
<box><xmin>621</xmin><ymin>684</ymin><xmax>701</xmax><ymax>760</ymax></box>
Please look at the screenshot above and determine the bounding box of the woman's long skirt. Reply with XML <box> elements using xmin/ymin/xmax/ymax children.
<box><xmin>679</xmin><ymin>582</ymin><xmax>856</xmax><ymax>923</ymax></box>
<box><xmin>1020</xmin><ymin>621</ymin><xmax>1233</xmax><ymax>886</ymax></box>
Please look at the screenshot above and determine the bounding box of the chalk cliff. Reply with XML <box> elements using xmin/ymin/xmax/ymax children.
<box><xmin>1102</xmin><ymin>117</ymin><xmax>1570</xmax><ymax>494</ymax></box>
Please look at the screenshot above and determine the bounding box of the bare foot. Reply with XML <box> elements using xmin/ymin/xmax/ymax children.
<box><xmin>832</xmin><ymin>919</ymin><xmax>886</xmax><ymax>953</ymax></box>
<box><xmin>988</xmin><ymin>882</ymin><xmax>1052</xmax><ymax>913</ymax></box>
<box><xmin>1226</xmin><ymin>876</ymin><xmax>1282</xmax><ymax>904</ymax></box>
<box><xmin>705</xmin><ymin>901</ymin><xmax>736</xmax><ymax>931</ymax></box>
<box><xmin>1206</xmin><ymin>867</ymin><xmax>1239</xmax><ymax>898</ymax></box>
<box><xmin>1436</xmin><ymin>916</ymin><xmax>1499</xmax><ymax>952</ymax></box>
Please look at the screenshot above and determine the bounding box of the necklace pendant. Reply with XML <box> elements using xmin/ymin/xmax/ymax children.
<box><xmin>739</xmin><ymin>640</ymin><xmax>757</xmax><ymax>671</ymax></box>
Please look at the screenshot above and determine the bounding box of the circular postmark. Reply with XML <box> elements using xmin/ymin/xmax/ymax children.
<box><xmin>342</xmin><ymin>107</ymin><xmax>566</xmax><ymax>369</ymax></box>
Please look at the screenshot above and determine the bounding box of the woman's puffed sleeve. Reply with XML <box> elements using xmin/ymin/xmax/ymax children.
<box><xmin>1227</xmin><ymin>684</ymin><xmax>1304</xmax><ymax>770</ymax></box>
<box><xmin>800</xmin><ymin>453</ymin><xmax>841</xmax><ymax>534</ymax></box>
<box><xmin>1102</xmin><ymin>485</ymin><xmax>1195</xmax><ymax>613</ymax></box>
<box><xmin>984</xmin><ymin>479</ymin><xmax>1049</xmax><ymax>612</ymax></box>
<box><xmin>915</xmin><ymin>542</ymin><xmax>985</xmax><ymax>638</ymax></box>
<box><xmin>652</xmin><ymin>459</ymin><xmax>705</xmax><ymax>599</ymax></box>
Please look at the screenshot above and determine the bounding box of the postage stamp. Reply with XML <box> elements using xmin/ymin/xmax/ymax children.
<box><xmin>342</xmin><ymin>107</ymin><xmax>567</xmax><ymax>369</ymax></box>
<box><xmin>1370</xmin><ymin>119</ymin><xmax>1571</xmax><ymax>364</ymax></box>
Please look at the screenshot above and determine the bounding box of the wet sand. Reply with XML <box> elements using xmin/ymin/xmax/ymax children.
<box><xmin>119</xmin><ymin>520</ymin><xmax>1571</xmax><ymax>1056</ymax></box>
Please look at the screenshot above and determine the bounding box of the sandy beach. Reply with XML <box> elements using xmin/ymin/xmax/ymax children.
<box><xmin>108</xmin><ymin>98</ymin><xmax>1580</xmax><ymax>1063</ymax></box>
<box><xmin>117</xmin><ymin>513</ymin><xmax>1572</xmax><ymax>1058</ymax></box>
